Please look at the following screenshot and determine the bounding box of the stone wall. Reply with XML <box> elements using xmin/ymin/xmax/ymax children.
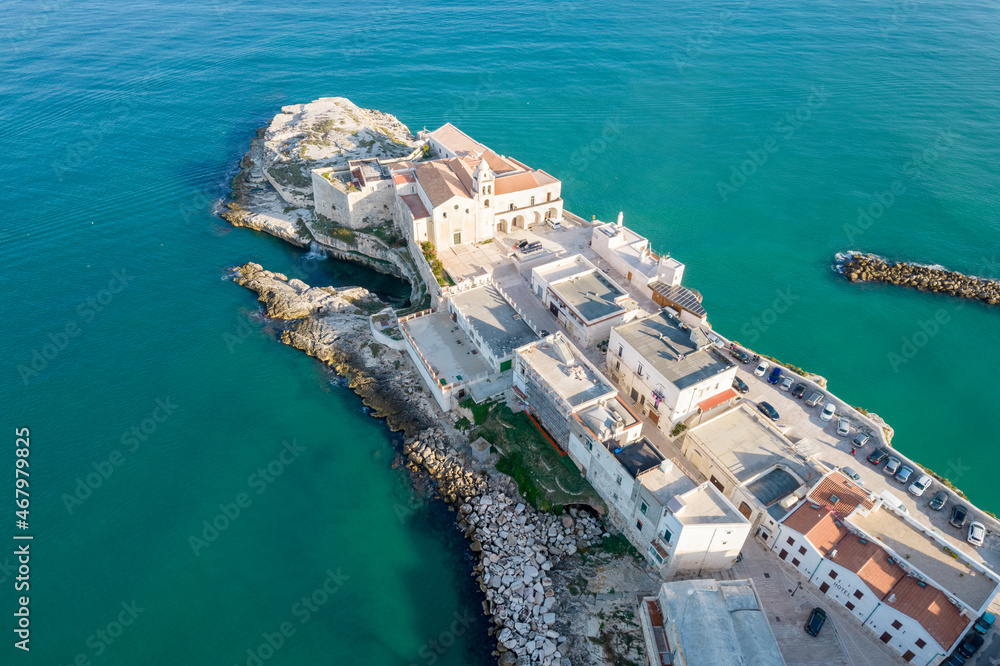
<box><xmin>311</xmin><ymin>167</ymin><xmax>397</xmax><ymax>230</ymax></box>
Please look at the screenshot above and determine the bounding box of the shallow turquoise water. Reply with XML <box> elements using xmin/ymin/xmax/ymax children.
<box><xmin>1</xmin><ymin>0</ymin><xmax>997</xmax><ymax>663</ymax></box>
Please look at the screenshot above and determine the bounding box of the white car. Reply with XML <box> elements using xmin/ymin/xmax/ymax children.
<box><xmin>908</xmin><ymin>474</ymin><xmax>931</xmax><ymax>497</ymax></box>
<box><xmin>780</xmin><ymin>377</ymin><xmax>793</xmax><ymax>391</ymax></box>
<box><xmin>968</xmin><ymin>521</ymin><xmax>986</xmax><ymax>547</ymax></box>
<box><xmin>820</xmin><ymin>403</ymin><xmax>837</xmax><ymax>422</ymax></box>
<box><xmin>754</xmin><ymin>361</ymin><xmax>769</xmax><ymax>377</ymax></box>
<box><xmin>837</xmin><ymin>417</ymin><xmax>850</xmax><ymax>436</ymax></box>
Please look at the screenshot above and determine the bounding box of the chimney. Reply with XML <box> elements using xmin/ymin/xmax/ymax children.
<box><xmin>616</xmin><ymin>211</ymin><xmax>624</xmax><ymax>228</ymax></box>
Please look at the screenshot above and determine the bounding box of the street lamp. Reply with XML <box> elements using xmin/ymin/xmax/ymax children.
<box><xmin>790</xmin><ymin>582</ymin><xmax>803</xmax><ymax>597</ymax></box>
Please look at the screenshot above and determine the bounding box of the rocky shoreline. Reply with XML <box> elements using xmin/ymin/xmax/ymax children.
<box><xmin>841</xmin><ymin>253</ymin><xmax>1000</xmax><ymax>306</ymax></box>
<box><xmin>232</xmin><ymin>262</ymin><xmax>634</xmax><ymax>665</ymax></box>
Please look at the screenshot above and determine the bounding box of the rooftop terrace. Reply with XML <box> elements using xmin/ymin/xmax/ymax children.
<box><xmin>535</xmin><ymin>255</ymin><xmax>628</xmax><ymax>323</ymax></box>
<box><xmin>515</xmin><ymin>333</ymin><xmax>616</xmax><ymax>410</ymax></box>
<box><xmin>451</xmin><ymin>284</ymin><xmax>538</xmax><ymax>359</ymax></box>
<box><xmin>686</xmin><ymin>405</ymin><xmax>817</xmax><ymax>487</ymax></box>
<box><xmin>400</xmin><ymin>311</ymin><xmax>490</xmax><ymax>386</ymax></box>
<box><xmin>611</xmin><ymin>436</ymin><xmax>664</xmax><ymax>479</ymax></box>
<box><xmin>851</xmin><ymin>507</ymin><xmax>998</xmax><ymax>611</ymax></box>
<box><xmin>576</xmin><ymin>396</ymin><xmax>639</xmax><ymax>442</ymax></box>
<box><xmin>613</xmin><ymin>310</ymin><xmax>732</xmax><ymax>389</ymax></box>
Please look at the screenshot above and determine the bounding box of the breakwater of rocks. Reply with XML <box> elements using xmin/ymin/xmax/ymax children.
<box><xmin>403</xmin><ymin>429</ymin><xmax>603</xmax><ymax>666</ymax></box>
<box><xmin>840</xmin><ymin>253</ymin><xmax>1000</xmax><ymax>306</ymax></box>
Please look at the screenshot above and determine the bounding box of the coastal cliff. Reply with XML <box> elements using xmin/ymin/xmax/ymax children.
<box><xmin>841</xmin><ymin>253</ymin><xmax>1000</xmax><ymax>306</ymax></box>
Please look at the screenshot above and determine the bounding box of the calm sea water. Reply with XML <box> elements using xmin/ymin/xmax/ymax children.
<box><xmin>2</xmin><ymin>0</ymin><xmax>997</xmax><ymax>663</ymax></box>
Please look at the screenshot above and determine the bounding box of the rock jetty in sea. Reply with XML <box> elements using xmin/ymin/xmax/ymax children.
<box><xmin>841</xmin><ymin>253</ymin><xmax>1000</xmax><ymax>306</ymax></box>
<box><xmin>402</xmin><ymin>428</ymin><xmax>604</xmax><ymax>666</ymax></box>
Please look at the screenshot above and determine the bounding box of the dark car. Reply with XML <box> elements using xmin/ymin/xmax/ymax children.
<box><xmin>732</xmin><ymin>376</ymin><xmax>750</xmax><ymax>394</ymax></box>
<box><xmin>867</xmin><ymin>448</ymin><xmax>888</xmax><ymax>465</ymax></box>
<box><xmin>974</xmin><ymin>611</ymin><xmax>995</xmax><ymax>635</ymax></box>
<box><xmin>928</xmin><ymin>490</ymin><xmax>948</xmax><ymax>511</ymax></box>
<box><xmin>767</xmin><ymin>367</ymin><xmax>783</xmax><ymax>384</ymax></box>
<box><xmin>804</xmin><ymin>608</ymin><xmax>827</xmax><ymax>637</ymax></box>
<box><xmin>957</xmin><ymin>632</ymin><xmax>984</xmax><ymax>658</ymax></box>
<box><xmin>757</xmin><ymin>401</ymin><xmax>779</xmax><ymax>421</ymax></box>
<box><xmin>523</xmin><ymin>241</ymin><xmax>543</xmax><ymax>254</ymax></box>
<box><xmin>730</xmin><ymin>348</ymin><xmax>751</xmax><ymax>364</ymax></box>
<box><xmin>852</xmin><ymin>432</ymin><xmax>871</xmax><ymax>447</ymax></box>
<box><xmin>950</xmin><ymin>505</ymin><xmax>969</xmax><ymax>529</ymax></box>
<box><xmin>791</xmin><ymin>382</ymin><xmax>807</xmax><ymax>398</ymax></box>
<box><xmin>942</xmin><ymin>654</ymin><xmax>967</xmax><ymax>666</ymax></box>
<box><xmin>514</xmin><ymin>239</ymin><xmax>529</xmax><ymax>250</ymax></box>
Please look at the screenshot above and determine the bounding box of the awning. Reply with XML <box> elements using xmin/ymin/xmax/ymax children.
<box><xmin>698</xmin><ymin>388</ymin><xmax>738</xmax><ymax>412</ymax></box>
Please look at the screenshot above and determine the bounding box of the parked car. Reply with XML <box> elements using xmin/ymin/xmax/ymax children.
<box><xmin>941</xmin><ymin>653</ymin><xmax>967</xmax><ymax>666</ymax></box>
<box><xmin>732</xmin><ymin>376</ymin><xmax>749</xmax><ymax>394</ymax></box>
<box><xmin>780</xmin><ymin>377</ymin><xmax>793</xmax><ymax>391</ymax></box>
<box><xmin>757</xmin><ymin>401</ymin><xmax>779</xmax><ymax>421</ymax></box>
<box><xmin>792</xmin><ymin>382</ymin><xmax>807</xmax><ymax>398</ymax></box>
<box><xmin>767</xmin><ymin>367</ymin><xmax>783</xmax><ymax>384</ymax></box>
<box><xmin>804</xmin><ymin>608</ymin><xmax>827</xmax><ymax>637</ymax></box>
<box><xmin>837</xmin><ymin>417</ymin><xmax>850</xmax><ymax>436</ymax></box>
<box><xmin>957</xmin><ymin>632</ymin><xmax>985</xmax><ymax>658</ymax></box>
<box><xmin>820</xmin><ymin>403</ymin><xmax>836</xmax><ymax>422</ymax></box>
<box><xmin>754</xmin><ymin>360</ymin><xmax>769</xmax><ymax>377</ymax></box>
<box><xmin>842</xmin><ymin>467</ymin><xmax>862</xmax><ymax>484</ymax></box>
<box><xmin>908</xmin><ymin>474</ymin><xmax>931</xmax><ymax>497</ymax></box>
<box><xmin>894</xmin><ymin>465</ymin><xmax>914</xmax><ymax>484</ymax></box>
<box><xmin>883</xmin><ymin>456</ymin><xmax>901</xmax><ymax>476</ymax></box>
<box><xmin>805</xmin><ymin>392</ymin><xmax>825</xmax><ymax>408</ymax></box>
<box><xmin>514</xmin><ymin>239</ymin><xmax>529</xmax><ymax>250</ymax></box>
<box><xmin>852</xmin><ymin>432</ymin><xmax>871</xmax><ymax>447</ymax></box>
<box><xmin>973</xmin><ymin>611</ymin><xmax>995</xmax><ymax>635</ymax></box>
<box><xmin>523</xmin><ymin>240</ymin><xmax>543</xmax><ymax>253</ymax></box>
<box><xmin>968</xmin><ymin>521</ymin><xmax>986</xmax><ymax>547</ymax></box>
<box><xmin>867</xmin><ymin>448</ymin><xmax>888</xmax><ymax>465</ymax></box>
<box><xmin>928</xmin><ymin>490</ymin><xmax>948</xmax><ymax>511</ymax></box>
<box><xmin>730</xmin><ymin>348</ymin><xmax>751</xmax><ymax>363</ymax></box>
<box><xmin>950</xmin><ymin>504</ymin><xmax>969</xmax><ymax>529</ymax></box>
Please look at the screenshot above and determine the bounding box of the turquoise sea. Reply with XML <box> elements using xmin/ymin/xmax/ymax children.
<box><xmin>2</xmin><ymin>0</ymin><xmax>997</xmax><ymax>663</ymax></box>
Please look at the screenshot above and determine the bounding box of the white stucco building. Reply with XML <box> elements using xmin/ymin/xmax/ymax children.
<box><xmin>607</xmin><ymin>309</ymin><xmax>738</xmax><ymax>426</ymax></box>
<box><xmin>774</xmin><ymin>470</ymin><xmax>1000</xmax><ymax>664</ymax></box>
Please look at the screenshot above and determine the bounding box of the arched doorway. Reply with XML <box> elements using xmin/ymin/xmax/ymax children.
<box><xmin>513</xmin><ymin>214</ymin><xmax>525</xmax><ymax>229</ymax></box>
<box><xmin>532</xmin><ymin>211</ymin><xmax>541</xmax><ymax>227</ymax></box>
<box><xmin>496</xmin><ymin>219</ymin><xmax>507</xmax><ymax>234</ymax></box>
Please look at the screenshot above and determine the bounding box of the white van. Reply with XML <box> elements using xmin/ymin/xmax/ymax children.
<box><xmin>879</xmin><ymin>490</ymin><xmax>908</xmax><ymax>514</ymax></box>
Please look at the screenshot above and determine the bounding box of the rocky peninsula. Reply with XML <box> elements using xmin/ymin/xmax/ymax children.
<box><xmin>841</xmin><ymin>252</ymin><xmax>1000</xmax><ymax>306</ymax></box>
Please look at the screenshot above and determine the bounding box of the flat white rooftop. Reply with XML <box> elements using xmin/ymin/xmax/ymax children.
<box><xmin>401</xmin><ymin>311</ymin><xmax>490</xmax><ymax>385</ymax></box>
<box><xmin>516</xmin><ymin>333</ymin><xmax>616</xmax><ymax>410</ymax></box>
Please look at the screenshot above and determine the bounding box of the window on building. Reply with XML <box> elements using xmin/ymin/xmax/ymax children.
<box><xmin>663</xmin><ymin>528</ymin><xmax>672</xmax><ymax>543</ymax></box>
<box><xmin>442</xmin><ymin>211</ymin><xmax>447</xmax><ymax>218</ymax></box>
<box><xmin>828</xmin><ymin>570</ymin><xmax>837</xmax><ymax>580</ymax></box>
<box><xmin>617</xmin><ymin>344</ymin><xmax>623</xmax><ymax>356</ymax></box>
<box><xmin>738</xmin><ymin>502</ymin><xmax>752</xmax><ymax>519</ymax></box>
<box><xmin>530</xmin><ymin>196</ymin><xmax>535</xmax><ymax>206</ymax></box>
<box><xmin>798</xmin><ymin>546</ymin><xmax>807</xmax><ymax>555</ymax></box>
<box><xmin>615</xmin><ymin>360</ymin><xmax>620</xmax><ymax>371</ymax></box>
<box><xmin>484</xmin><ymin>199</ymin><xmax>490</xmax><ymax>208</ymax></box>
<box><xmin>586</xmin><ymin>439</ymin><xmax>593</xmax><ymax>451</ymax></box>
<box><xmin>787</xmin><ymin>537</ymin><xmax>795</xmax><ymax>546</ymax></box>
<box><xmin>709</xmin><ymin>476</ymin><xmax>725</xmax><ymax>494</ymax></box>
<box><xmin>636</xmin><ymin>520</ymin><xmax>643</xmax><ymax>531</ymax></box>
<box><xmin>845</xmin><ymin>601</ymin><xmax>855</xmax><ymax>611</ymax></box>
<box><xmin>879</xmin><ymin>632</ymin><xmax>891</xmax><ymax>644</ymax></box>
<box><xmin>853</xmin><ymin>590</ymin><xmax>863</xmax><ymax>600</ymax></box>
<box><xmin>616</xmin><ymin>475</ymin><xmax>622</xmax><ymax>486</ymax></box>
<box><xmin>915</xmin><ymin>639</ymin><xmax>926</xmax><ymax>649</ymax></box>
<box><xmin>792</xmin><ymin>558</ymin><xmax>800</xmax><ymax>566</ymax></box>
<box><xmin>891</xmin><ymin>620</ymin><xmax>902</xmax><ymax>630</ymax></box>
<box><xmin>509</xmin><ymin>203</ymin><xmax>515</xmax><ymax>211</ymax></box>
<box><xmin>640</xmin><ymin>501</ymin><xmax>648</xmax><ymax>515</ymax></box>
<box><xmin>650</xmin><ymin>547</ymin><xmax>663</xmax><ymax>564</ymax></box>
<box><xmin>819</xmin><ymin>582</ymin><xmax>829</xmax><ymax>593</ymax></box>
<box><xmin>637</xmin><ymin>363</ymin><xmax>644</xmax><ymax>376</ymax></box>
<box><xmin>546</xmin><ymin>192</ymin><xmax>552</xmax><ymax>202</ymax></box>
<box><xmin>779</xmin><ymin>550</ymin><xmax>788</xmax><ymax>560</ymax></box>
<box><xmin>487</xmin><ymin>185</ymin><xmax>491</xmax><ymax>194</ymax></box>
<box><xmin>902</xmin><ymin>651</ymin><xmax>915</xmax><ymax>663</ymax></box>
<box><xmin>453</xmin><ymin>231</ymin><xmax>461</xmax><ymax>245</ymax></box>
<box><xmin>639</xmin><ymin>394</ymin><xmax>645</xmax><ymax>405</ymax></box>
<box><xmin>465</xmin><ymin>208</ymin><xmax>469</xmax><ymax>213</ymax></box>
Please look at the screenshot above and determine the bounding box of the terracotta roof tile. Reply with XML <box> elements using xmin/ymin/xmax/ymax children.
<box><xmin>782</xmin><ymin>504</ymin><xmax>848</xmax><ymax>555</ymax></box>
<box><xmin>414</xmin><ymin>161</ymin><xmax>472</xmax><ymax>208</ymax></box>
<box><xmin>400</xmin><ymin>194</ymin><xmax>429</xmax><ymax>219</ymax></box>
<box><xmin>887</xmin><ymin>576</ymin><xmax>968</xmax><ymax>649</ymax></box>
<box><xmin>830</xmin><ymin>533</ymin><xmax>905</xmax><ymax>598</ymax></box>
<box><xmin>393</xmin><ymin>173</ymin><xmax>415</xmax><ymax>185</ymax></box>
<box><xmin>494</xmin><ymin>170</ymin><xmax>540</xmax><ymax>195</ymax></box>
<box><xmin>808</xmin><ymin>471</ymin><xmax>874</xmax><ymax>515</ymax></box>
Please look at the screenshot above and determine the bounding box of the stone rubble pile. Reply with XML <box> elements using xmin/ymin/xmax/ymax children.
<box><xmin>403</xmin><ymin>428</ymin><xmax>603</xmax><ymax>666</ymax></box>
